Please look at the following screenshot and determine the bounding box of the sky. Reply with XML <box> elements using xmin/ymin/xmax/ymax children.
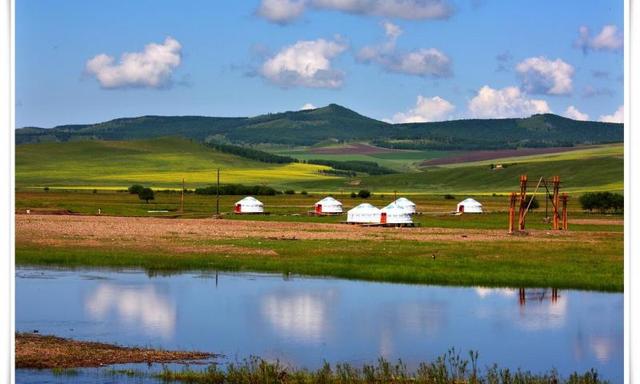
<box><xmin>16</xmin><ymin>0</ymin><xmax>624</xmax><ymax>128</ymax></box>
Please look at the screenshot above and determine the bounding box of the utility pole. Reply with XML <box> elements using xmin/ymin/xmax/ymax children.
<box><xmin>180</xmin><ymin>178</ymin><xmax>185</xmax><ymax>214</ymax></box>
<box><xmin>216</xmin><ymin>168</ymin><xmax>220</xmax><ymax>216</ymax></box>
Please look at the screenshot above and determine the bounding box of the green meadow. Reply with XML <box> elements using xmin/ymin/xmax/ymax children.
<box><xmin>15</xmin><ymin>138</ymin><xmax>623</xmax><ymax>194</ymax></box>
<box><xmin>15</xmin><ymin>137</ymin><xmax>338</xmax><ymax>190</ymax></box>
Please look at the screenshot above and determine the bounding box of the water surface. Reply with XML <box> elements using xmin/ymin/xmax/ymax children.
<box><xmin>16</xmin><ymin>268</ymin><xmax>623</xmax><ymax>383</ymax></box>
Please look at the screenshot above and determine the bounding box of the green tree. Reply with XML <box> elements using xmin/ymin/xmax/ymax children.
<box><xmin>128</xmin><ymin>184</ymin><xmax>144</xmax><ymax>195</ymax></box>
<box><xmin>138</xmin><ymin>187</ymin><xmax>155</xmax><ymax>203</ymax></box>
<box><xmin>357</xmin><ymin>190</ymin><xmax>371</xmax><ymax>198</ymax></box>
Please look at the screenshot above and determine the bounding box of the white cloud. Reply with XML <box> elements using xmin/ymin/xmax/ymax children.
<box><xmin>357</xmin><ymin>22</ymin><xmax>452</xmax><ymax>78</ymax></box>
<box><xmin>599</xmin><ymin>105</ymin><xmax>624</xmax><ymax>123</ymax></box>
<box><xmin>257</xmin><ymin>0</ymin><xmax>306</xmax><ymax>24</ymax></box>
<box><xmin>300</xmin><ymin>103</ymin><xmax>317</xmax><ymax>110</ymax></box>
<box><xmin>260</xmin><ymin>38</ymin><xmax>347</xmax><ymax>88</ymax></box>
<box><xmin>575</xmin><ymin>25</ymin><xmax>623</xmax><ymax>53</ymax></box>
<box><xmin>257</xmin><ymin>0</ymin><xmax>454</xmax><ymax>22</ymax></box>
<box><xmin>515</xmin><ymin>57</ymin><xmax>574</xmax><ymax>95</ymax></box>
<box><xmin>468</xmin><ymin>86</ymin><xmax>550</xmax><ymax>119</ymax></box>
<box><xmin>85</xmin><ymin>37</ymin><xmax>182</xmax><ymax>89</ymax></box>
<box><xmin>564</xmin><ymin>106</ymin><xmax>589</xmax><ymax>121</ymax></box>
<box><xmin>391</xmin><ymin>95</ymin><xmax>455</xmax><ymax>123</ymax></box>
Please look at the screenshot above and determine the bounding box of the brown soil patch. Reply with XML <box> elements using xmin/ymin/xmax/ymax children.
<box><xmin>15</xmin><ymin>215</ymin><xmax>619</xmax><ymax>252</ymax></box>
<box><xmin>422</xmin><ymin>146</ymin><xmax>581</xmax><ymax>166</ymax></box>
<box><xmin>570</xmin><ymin>218</ymin><xmax>624</xmax><ymax>225</ymax></box>
<box><xmin>16</xmin><ymin>333</ymin><xmax>212</xmax><ymax>368</ymax></box>
<box><xmin>309</xmin><ymin>143</ymin><xmax>398</xmax><ymax>155</ymax></box>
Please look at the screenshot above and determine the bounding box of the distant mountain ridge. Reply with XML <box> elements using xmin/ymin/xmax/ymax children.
<box><xmin>16</xmin><ymin>104</ymin><xmax>623</xmax><ymax>149</ymax></box>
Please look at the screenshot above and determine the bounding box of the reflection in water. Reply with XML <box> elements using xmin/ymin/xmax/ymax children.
<box><xmin>475</xmin><ymin>287</ymin><xmax>517</xmax><ymax>298</ymax></box>
<box><xmin>590</xmin><ymin>336</ymin><xmax>615</xmax><ymax>363</ymax></box>
<box><xmin>85</xmin><ymin>283</ymin><xmax>176</xmax><ymax>339</ymax></box>
<box><xmin>398</xmin><ymin>301</ymin><xmax>447</xmax><ymax>337</ymax></box>
<box><xmin>260</xmin><ymin>291</ymin><xmax>334</xmax><ymax>343</ymax></box>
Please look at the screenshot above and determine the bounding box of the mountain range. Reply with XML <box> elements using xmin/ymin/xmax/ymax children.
<box><xmin>16</xmin><ymin>104</ymin><xmax>623</xmax><ymax>150</ymax></box>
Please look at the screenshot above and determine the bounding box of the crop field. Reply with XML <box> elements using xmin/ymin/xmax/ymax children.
<box><xmin>428</xmin><ymin>143</ymin><xmax>624</xmax><ymax>168</ymax></box>
<box><xmin>15</xmin><ymin>137</ymin><xmax>338</xmax><ymax>189</ymax></box>
<box><xmin>271</xmin><ymin>145</ymin><xmax>454</xmax><ymax>172</ymax></box>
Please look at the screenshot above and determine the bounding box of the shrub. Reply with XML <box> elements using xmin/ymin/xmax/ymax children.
<box><xmin>194</xmin><ymin>184</ymin><xmax>277</xmax><ymax>196</ymax></box>
<box><xmin>284</xmin><ymin>190</ymin><xmax>295</xmax><ymax>195</ymax></box>
<box><xmin>357</xmin><ymin>190</ymin><xmax>371</xmax><ymax>198</ymax></box>
<box><xmin>524</xmin><ymin>195</ymin><xmax>540</xmax><ymax>210</ymax></box>
<box><xmin>301</xmin><ymin>191</ymin><xmax>308</xmax><ymax>195</ymax></box>
<box><xmin>128</xmin><ymin>184</ymin><xmax>144</xmax><ymax>195</ymax></box>
<box><xmin>138</xmin><ymin>187</ymin><xmax>155</xmax><ymax>203</ymax></box>
<box><xmin>350</xmin><ymin>192</ymin><xmax>357</xmax><ymax>198</ymax></box>
<box><xmin>579</xmin><ymin>192</ymin><xmax>623</xmax><ymax>213</ymax></box>
<box><xmin>443</xmin><ymin>194</ymin><xmax>455</xmax><ymax>200</ymax></box>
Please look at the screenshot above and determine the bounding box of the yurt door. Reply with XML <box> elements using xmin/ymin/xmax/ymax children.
<box><xmin>459</xmin><ymin>205</ymin><xmax>464</xmax><ymax>213</ymax></box>
<box><xmin>234</xmin><ymin>204</ymin><xmax>241</xmax><ymax>213</ymax></box>
<box><xmin>380</xmin><ymin>212</ymin><xmax>387</xmax><ymax>224</ymax></box>
<box><xmin>315</xmin><ymin>204</ymin><xmax>322</xmax><ymax>214</ymax></box>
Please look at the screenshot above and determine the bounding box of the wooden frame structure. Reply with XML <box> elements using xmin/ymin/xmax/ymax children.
<box><xmin>508</xmin><ymin>175</ymin><xmax>568</xmax><ymax>234</ymax></box>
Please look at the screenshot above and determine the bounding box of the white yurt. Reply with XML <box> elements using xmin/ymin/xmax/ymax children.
<box><xmin>234</xmin><ymin>196</ymin><xmax>264</xmax><ymax>214</ymax></box>
<box><xmin>381</xmin><ymin>203</ymin><xmax>413</xmax><ymax>224</ymax></box>
<box><xmin>456</xmin><ymin>198</ymin><xmax>483</xmax><ymax>213</ymax></box>
<box><xmin>391</xmin><ymin>197</ymin><xmax>417</xmax><ymax>214</ymax></box>
<box><xmin>347</xmin><ymin>203</ymin><xmax>381</xmax><ymax>224</ymax></box>
<box><xmin>314</xmin><ymin>196</ymin><xmax>343</xmax><ymax>214</ymax></box>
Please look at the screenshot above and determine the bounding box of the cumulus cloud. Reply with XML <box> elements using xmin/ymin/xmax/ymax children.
<box><xmin>468</xmin><ymin>85</ymin><xmax>550</xmax><ymax>119</ymax></box>
<box><xmin>357</xmin><ymin>22</ymin><xmax>452</xmax><ymax>78</ymax></box>
<box><xmin>599</xmin><ymin>105</ymin><xmax>624</xmax><ymax>123</ymax></box>
<box><xmin>391</xmin><ymin>95</ymin><xmax>455</xmax><ymax>123</ymax></box>
<box><xmin>575</xmin><ymin>25</ymin><xmax>623</xmax><ymax>54</ymax></box>
<box><xmin>300</xmin><ymin>103</ymin><xmax>317</xmax><ymax>110</ymax></box>
<box><xmin>564</xmin><ymin>105</ymin><xmax>589</xmax><ymax>121</ymax></box>
<box><xmin>257</xmin><ymin>0</ymin><xmax>454</xmax><ymax>22</ymax></box>
<box><xmin>257</xmin><ymin>0</ymin><xmax>306</xmax><ymax>24</ymax></box>
<box><xmin>260</xmin><ymin>38</ymin><xmax>348</xmax><ymax>88</ymax></box>
<box><xmin>85</xmin><ymin>37</ymin><xmax>182</xmax><ymax>89</ymax></box>
<box><xmin>515</xmin><ymin>56</ymin><xmax>574</xmax><ymax>95</ymax></box>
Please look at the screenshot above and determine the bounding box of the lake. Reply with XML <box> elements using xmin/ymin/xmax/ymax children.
<box><xmin>15</xmin><ymin>267</ymin><xmax>623</xmax><ymax>383</ymax></box>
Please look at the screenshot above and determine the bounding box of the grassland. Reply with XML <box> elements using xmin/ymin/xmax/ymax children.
<box><xmin>15</xmin><ymin>201</ymin><xmax>623</xmax><ymax>290</ymax></box>
<box><xmin>15</xmin><ymin>137</ymin><xmax>337</xmax><ymax>189</ymax></box>
<box><xmin>15</xmin><ymin>138</ymin><xmax>623</xmax><ymax>194</ymax></box>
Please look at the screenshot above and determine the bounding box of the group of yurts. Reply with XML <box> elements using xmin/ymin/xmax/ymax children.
<box><xmin>233</xmin><ymin>195</ymin><xmax>484</xmax><ymax>225</ymax></box>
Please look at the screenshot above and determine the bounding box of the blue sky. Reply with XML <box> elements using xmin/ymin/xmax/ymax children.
<box><xmin>16</xmin><ymin>0</ymin><xmax>624</xmax><ymax>128</ymax></box>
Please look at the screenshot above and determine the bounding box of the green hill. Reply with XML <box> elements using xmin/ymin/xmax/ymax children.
<box><xmin>15</xmin><ymin>137</ymin><xmax>336</xmax><ymax>189</ymax></box>
<box><xmin>16</xmin><ymin>104</ymin><xmax>622</xmax><ymax>149</ymax></box>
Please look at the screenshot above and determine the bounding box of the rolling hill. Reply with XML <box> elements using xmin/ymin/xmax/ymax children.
<box><xmin>16</xmin><ymin>104</ymin><xmax>623</xmax><ymax>149</ymax></box>
<box><xmin>15</xmin><ymin>137</ymin><xmax>337</xmax><ymax>189</ymax></box>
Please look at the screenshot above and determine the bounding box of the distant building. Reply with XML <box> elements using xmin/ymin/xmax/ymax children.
<box><xmin>234</xmin><ymin>196</ymin><xmax>264</xmax><ymax>214</ymax></box>
<box><xmin>347</xmin><ymin>203</ymin><xmax>381</xmax><ymax>224</ymax></box>
<box><xmin>456</xmin><ymin>198</ymin><xmax>483</xmax><ymax>213</ymax></box>
<box><xmin>314</xmin><ymin>196</ymin><xmax>343</xmax><ymax>214</ymax></box>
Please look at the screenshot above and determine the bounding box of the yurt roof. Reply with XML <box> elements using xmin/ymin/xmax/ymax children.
<box><xmin>459</xmin><ymin>198</ymin><xmax>482</xmax><ymax>206</ymax></box>
<box><xmin>236</xmin><ymin>196</ymin><xmax>263</xmax><ymax>205</ymax></box>
<box><xmin>317</xmin><ymin>196</ymin><xmax>342</xmax><ymax>205</ymax></box>
<box><xmin>349</xmin><ymin>203</ymin><xmax>380</xmax><ymax>212</ymax></box>
<box><xmin>382</xmin><ymin>202</ymin><xmax>407</xmax><ymax>212</ymax></box>
<box><xmin>394</xmin><ymin>197</ymin><xmax>415</xmax><ymax>205</ymax></box>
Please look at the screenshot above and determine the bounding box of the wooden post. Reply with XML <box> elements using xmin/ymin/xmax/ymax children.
<box><xmin>561</xmin><ymin>193</ymin><xmax>568</xmax><ymax>230</ymax></box>
<box><xmin>552</xmin><ymin>176</ymin><xmax>560</xmax><ymax>230</ymax></box>
<box><xmin>518</xmin><ymin>175</ymin><xmax>528</xmax><ymax>231</ymax></box>
<box><xmin>216</xmin><ymin>168</ymin><xmax>220</xmax><ymax>216</ymax></box>
<box><xmin>508</xmin><ymin>192</ymin><xmax>517</xmax><ymax>234</ymax></box>
<box><xmin>180</xmin><ymin>178</ymin><xmax>184</xmax><ymax>214</ymax></box>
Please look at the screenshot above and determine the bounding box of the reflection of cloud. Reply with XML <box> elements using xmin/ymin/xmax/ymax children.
<box><xmin>85</xmin><ymin>284</ymin><xmax>176</xmax><ymax>339</ymax></box>
<box><xmin>589</xmin><ymin>336</ymin><xmax>614</xmax><ymax>363</ymax></box>
<box><xmin>516</xmin><ymin>293</ymin><xmax>568</xmax><ymax>331</ymax></box>
<box><xmin>260</xmin><ymin>291</ymin><xmax>334</xmax><ymax>342</ymax></box>
<box><xmin>475</xmin><ymin>287</ymin><xmax>517</xmax><ymax>298</ymax></box>
<box><xmin>398</xmin><ymin>301</ymin><xmax>447</xmax><ymax>337</ymax></box>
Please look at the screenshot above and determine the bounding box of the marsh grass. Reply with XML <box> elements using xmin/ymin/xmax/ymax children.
<box><xmin>155</xmin><ymin>350</ymin><xmax>606</xmax><ymax>384</ymax></box>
